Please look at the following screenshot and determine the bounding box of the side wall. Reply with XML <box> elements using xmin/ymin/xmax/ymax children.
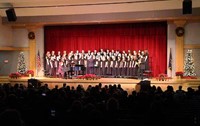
<box><xmin>167</xmin><ymin>22</ymin><xmax>200</xmax><ymax>77</ymax></box>
<box><xmin>0</xmin><ymin>17</ymin><xmax>12</xmax><ymax>46</ymax></box>
<box><xmin>184</xmin><ymin>23</ymin><xmax>200</xmax><ymax>76</ymax></box>
<box><xmin>167</xmin><ymin>22</ymin><xmax>176</xmax><ymax>77</ymax></box>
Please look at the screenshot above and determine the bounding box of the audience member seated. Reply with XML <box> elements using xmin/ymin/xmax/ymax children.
<box><xmin>0</xmin><ymin>82</ymin><xmax>199</xmax><ymax>126</ymax></box>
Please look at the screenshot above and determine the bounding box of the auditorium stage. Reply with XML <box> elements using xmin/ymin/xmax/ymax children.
<box><xmin>1</xmin><ymin>76</ymin><xmax>200</xmax><ymax>94</ymax></box>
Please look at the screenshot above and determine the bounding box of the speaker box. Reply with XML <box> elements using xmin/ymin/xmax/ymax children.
<box><xmin>139</xmin><ymin>80</ymin><xmax>151</xmax><ymax>92</ymax></box>
<box><xmin>6</xmin><ymin>8</ymin><xmax>17</xmax><ymax>21</ymax></box>
<box><xmin>28</xmin><ymin>79</ymin><xmax>40</xmax><ymax>88</ymax></box>
<box><xmin>183</xmin><ymin>0</ymin><xmax>192</xmax><ymax>14</ymax></box>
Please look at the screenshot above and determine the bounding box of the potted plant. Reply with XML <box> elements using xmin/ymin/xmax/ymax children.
<box><xmin>76</xmin><ymin>74</ymin><xmax>101</xmax><ymax>80</ymax></box>
<box><xmin>9</xmin><ymin>72</ymin><xmax>22</xmax><ymax>79</ymax></box>
<box><xmin>175</xmin><ymin>71</ymin><xmax>183</xmax><ymax>79</ymax></box>
<box><xmin>26</xmin><ymin>70</ymin><xmax>34</xmax><ymax>77</ymax></box>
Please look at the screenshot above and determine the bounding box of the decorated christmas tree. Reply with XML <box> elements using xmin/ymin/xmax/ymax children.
<box><xmin>183</xmin><ymin>50</ymin><xmax>196</xmax><ymax>76</ymax></box>
<box><xmin>17</xmin><ymin>52</ymin><xmax>27</xmax><ymax>74</ymax></box>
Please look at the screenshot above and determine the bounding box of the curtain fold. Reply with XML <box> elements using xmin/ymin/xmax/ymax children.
<box><xmin>44</xmin><ymin>22</ymin><xmax>167</xmax><ymax>76</ymax></box>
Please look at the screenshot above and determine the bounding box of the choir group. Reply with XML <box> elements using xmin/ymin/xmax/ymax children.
<box><xmin>45</xmin><ymin>49</ymin><xmax>149</xmax><ymax>78</ymax></box>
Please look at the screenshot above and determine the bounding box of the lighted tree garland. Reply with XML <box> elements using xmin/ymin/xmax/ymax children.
<box><xmin>183</xmin><ymin>50</ymin><xmax>196</xmax><ymax>76</ymax></box>
<box><xmin>17</xmin><ymin>52</ymin><xmax>27</xmax><ymax>74</ymax></box>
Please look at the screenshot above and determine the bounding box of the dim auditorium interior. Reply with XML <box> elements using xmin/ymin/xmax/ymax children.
<box><xmin>0</xmin><ymin>0</ymin><xmax>200</xmax><ymax>126</ymax></box>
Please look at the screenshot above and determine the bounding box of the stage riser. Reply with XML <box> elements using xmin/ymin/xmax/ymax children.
<box><xmin>0</xmin><ymin>77</ymin><xmax>199</xmax><ymax>95</ymax></box>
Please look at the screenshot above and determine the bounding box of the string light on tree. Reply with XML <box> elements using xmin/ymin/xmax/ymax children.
<box><xmin>17</xmin><ymin>52</ymin><xmax>27</xmax><ymax>74</ymax></box>
<box><xmin>183</xmin><ymin>49</ymin><xmax>196</xmax><ymax>76</ymax></box>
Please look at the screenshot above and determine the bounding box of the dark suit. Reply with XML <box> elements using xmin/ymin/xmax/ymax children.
<box><xmin>88</xmin><ymin>58</ymin><xmax>94</xmax><ymax>74</ymax></box>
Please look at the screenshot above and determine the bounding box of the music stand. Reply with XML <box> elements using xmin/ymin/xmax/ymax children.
<box><xmin>68</xmin><ymin>63</ymin><xmax>75</xmax><ymax>78</ymax></box>
<box><xmin>143</xmin><ymin>70</ymin><xmax>152</xmax><ymax>79</ymax></box>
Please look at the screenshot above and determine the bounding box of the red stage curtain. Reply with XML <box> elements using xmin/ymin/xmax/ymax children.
<box><xmin>44</xmin><ymin>22</ymin><xmax>167</xmax><ymax>76</ymax></box>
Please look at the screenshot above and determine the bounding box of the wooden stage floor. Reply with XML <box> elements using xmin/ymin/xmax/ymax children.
<box><xmin>1</xmin><ymin>76</ymin><xmax>200</xmax><ymax>95</ymax></box>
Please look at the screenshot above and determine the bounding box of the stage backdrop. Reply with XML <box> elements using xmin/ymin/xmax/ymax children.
<box><xmin>44</xmin><ymin>22</ymin><xmax>167</xmax><ymax>77</ymax></box>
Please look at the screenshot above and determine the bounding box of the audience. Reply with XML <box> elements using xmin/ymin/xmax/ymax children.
<box><xmin>0</xmin><ymin>82</ymin><xmax>199</xmax><ymax>126</ymax></box>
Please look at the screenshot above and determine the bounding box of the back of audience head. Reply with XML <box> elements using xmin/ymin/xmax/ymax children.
<box><xmin>0</xmin><ymin>109</ymin><xmax>23</xmax><ymax>126</ymax></box>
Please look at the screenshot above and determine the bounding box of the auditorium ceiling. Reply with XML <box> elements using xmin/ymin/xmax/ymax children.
<box><xmin>0</xmin><ymin>0</ymin><xmax>200</xmax><ymax>25</ymax></box>
<box><xmin>0</xmin><ymin>0</ymin><xmax>200</xmax><ymax>17</ymax></box>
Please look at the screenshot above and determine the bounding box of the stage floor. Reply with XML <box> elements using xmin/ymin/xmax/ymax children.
<box><xmin>1</xmin><ymin>76</ymin><xmax>200</xmax><ymax>95</ymax></box>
